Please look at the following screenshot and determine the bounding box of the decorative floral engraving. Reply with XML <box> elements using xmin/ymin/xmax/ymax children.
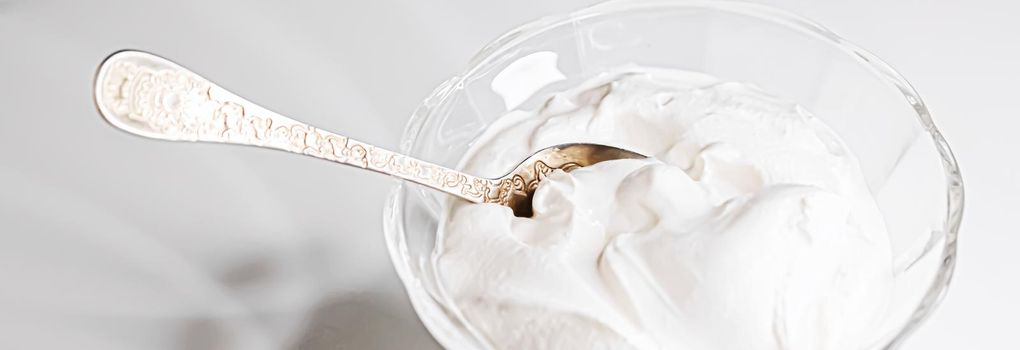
<box><xmin>102</xmin><ymin>61</ymin><xmax>370</xmax><ymax>165</ymax></box>
<box><xmin>514</xmin><ymin>160</ymin><xmax>581</xmax><ymax>192</ymax></box>
<box><xmin>100</xmin><ymin>59</ymin><xmax>540</xmax><ymax>204</ymax></box>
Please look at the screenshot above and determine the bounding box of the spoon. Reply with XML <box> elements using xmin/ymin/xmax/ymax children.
<box><xmin>93</xmin><ymin>50</ymin><xmax>644</xmax><ymax>217</ymax></box>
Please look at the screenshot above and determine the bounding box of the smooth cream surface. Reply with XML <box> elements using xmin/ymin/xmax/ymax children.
<box><xmin>434</xmin><ymin>69</ymin><xmax>895</xmax><ymax>349</ymax></box>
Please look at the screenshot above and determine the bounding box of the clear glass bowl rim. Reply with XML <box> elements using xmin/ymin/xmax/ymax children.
<box><xmin>383</xmin><ymin>0</ymin><xmax>964</xmax><ymax>348</ymax></box>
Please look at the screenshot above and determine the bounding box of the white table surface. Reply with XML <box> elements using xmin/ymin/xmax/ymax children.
<box><xmin>0</xmin><ymin>0</ymin><xmax>1014</xmax><ymax>348</ymax></box>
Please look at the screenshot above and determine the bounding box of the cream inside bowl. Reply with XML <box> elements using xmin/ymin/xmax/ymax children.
<box><xmin>383</xmin><ymin>1</ymin><xmax>963</xmax><ymax>349</ymax></box>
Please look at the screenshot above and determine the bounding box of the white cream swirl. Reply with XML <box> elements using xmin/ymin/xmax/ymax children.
<box><xmin>434</xmin><ymin>69</ymin><xmax>894</xmax><ymax>349</ymax></box>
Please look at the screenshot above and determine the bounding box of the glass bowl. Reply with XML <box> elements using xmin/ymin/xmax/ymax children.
<box><xmin>382</xmin><ymin>0</ymin><xmax>963</xmax><ymax>348</ymax></box>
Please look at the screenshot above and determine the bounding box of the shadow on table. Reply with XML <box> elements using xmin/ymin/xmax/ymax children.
<box><xmin>292</xmin><ymin>293</ymin><xmax>442</xmax><ymax>350</ymax></box>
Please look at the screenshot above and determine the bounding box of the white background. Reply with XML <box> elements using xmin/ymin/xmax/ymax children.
<box><xmin>0</xmin><ymin>0</ymin><xmax>1015</xmax><ymax>348</ymax></box>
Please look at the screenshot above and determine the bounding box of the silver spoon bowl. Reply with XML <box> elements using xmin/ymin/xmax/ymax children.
<box><xmin>93</xmin><ymin>50</ymin><xmax>644</xmax><ymax>217</ymax></box>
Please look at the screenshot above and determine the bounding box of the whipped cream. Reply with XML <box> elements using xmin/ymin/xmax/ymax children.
<box><xmin>434</xmin><ymin>69</ymin><xmax>895</xmax><ymax>349</ymax></box>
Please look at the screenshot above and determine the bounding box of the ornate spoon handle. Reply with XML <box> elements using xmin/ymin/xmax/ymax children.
<box><xmin>94</xmin><ymin>50</ymin><xmax>510</xmax><ymax>205</ymax></box>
